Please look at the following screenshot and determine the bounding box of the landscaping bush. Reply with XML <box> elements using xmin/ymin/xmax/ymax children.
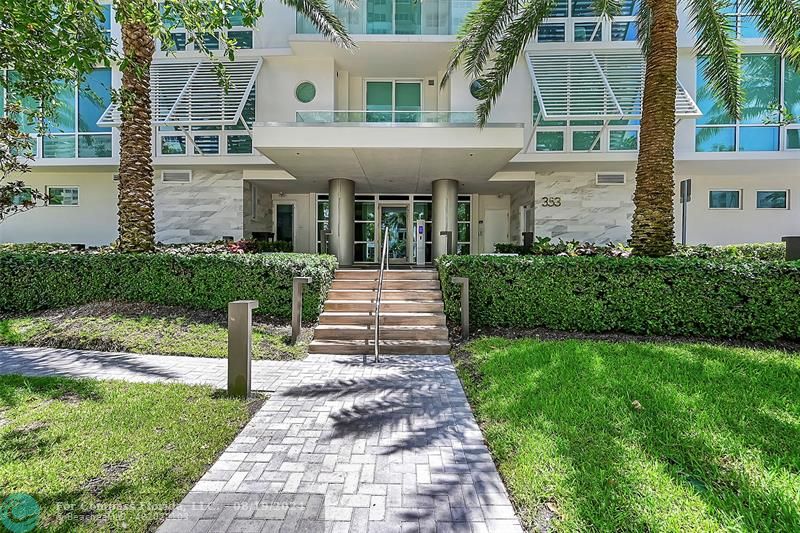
<box><xmin>437</xmin><ymin>255</ymin><xmax>800</xmax><ymax>341</ymax></box>
<box><xmin>494</xmin><ymin>239</ymin><xmax>786</xmax><ymax>261</ymax></box>
<box><xmin>0</xmin><ymin>251</ymin><xmax>337</xmax><ymax>320</ymax></box>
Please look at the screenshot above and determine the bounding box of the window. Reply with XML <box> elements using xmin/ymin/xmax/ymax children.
<box><xmin>457</xmin><ymin>196</ymin><xmax>471</xmax><ymax>255</ymax></box>
<box><xmin>785</xmin><ymin>64</ymin><xmax>800</xmax><ymax>149</ymax></box>
<box><xmin>156</xmin><ymin>87</ymin><xmax>254</xmax><ymax>156</ymax></box>
<box><xmin>98</xmin><ymin>4</ymin><xmax>112</xmax><ymax>48</ymax></box>
<box><xmin>709</xmin><ymin>190</ymin><xmax>741</xmax><ymax>209</ymax></box>
<box><xmin>275</xmin><ymin>203</ymin><xmax>295</xmax><ymax>249</ymax></box>
<box><xmin>721</xmin><ymin>0</ymin><xmax>763</xmax><ymax>39</ymax></box>
<box><xmin>354</xmin><ymin>197</ymin><xmax>376</xmax><ymax>262</ymax></box>
<box><xmin>10</xmin><ymin>188</ymin><xmax>33</xmax><ymax>206</ymax></box>
<box><xmin>43</xmin><ymin>68</ymin><xmax>113</xmax><ymax>158</ymax></box>
<box><xmin>316</xmin><ymin>195</ymin><xmax>330</xmax><ymax>253</ymax></box>
<box><xmin>295</xmin><ymin>82</ymin><xmax>316</xmax><ymax>103</ymax></box>
<box><xmin>756</xmin><ymin>190</ymin><xmax>788</xmax><ymax>209</ymax></box>
<box><xmin>47</xmin><ymin>187</ymin><xmax>80</xmax><ymax>206</ymax></box>
<box><xmin>537</xmin><ymin>0</ymin><xmax>638</xmax><ymax>42</ymax></box>
<box><xmin>161</xmin><ymin>9</ymin><xmax>253</xmax><ymax>51</ymax></box>
<box><xmin>696</xmin><ymin>55</ymin><xmax>781</xmax><ymax>152</ymax></box>
<box><xmin>469</xmin><ymin>79</ymin><xmax>487</xmax><ymax>99</ymax></box>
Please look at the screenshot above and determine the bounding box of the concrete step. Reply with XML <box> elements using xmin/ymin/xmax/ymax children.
<box><xmin>326</xmin><ymin>289</ymin><xmax>442</xmax><ymax>301</ymax></box>
<box><xmin>313</xmin><ymin>324</ymin><xmax>449</xmax><ymax>341</ymax></box>
<box><xmin>331</xmin><ymin>280</ymin><xmax>440</xmax><ymax>290</ymax></box>
<box><xmin>324</xmin><ymin>300</ymin><xmax>444</xmax><ymax>313</ymax></box>
<box><xmin>319</xmin><ymin>312</ymin><xmax>447</xmax><ymax>326</ymax></box>
<box><xmin>308</xmin><ymin>339</ymin><xmax>451</xmax><ymax>355</ymax></box>
<box><xmin>334</xmin><ymin>269</ymin><xmax>438</xmax><ymax>281</ymax></box>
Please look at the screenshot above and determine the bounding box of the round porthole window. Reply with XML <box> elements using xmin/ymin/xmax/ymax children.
<box><xmin>469</xmin><ymin>79</ymin><xmax>488</xmax><ymax>99</ymax></box>
<box><xmin>295</xmin><ymin>81</ymin><xmax>316</xmax><ymax>103</ymax></box>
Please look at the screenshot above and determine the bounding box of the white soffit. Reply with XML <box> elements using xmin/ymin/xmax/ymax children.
<box><xmin>526</xmin><ymin>51</ymin><xmax>701</xmax><ymax>120</ymax></box>
<box><xmin>98</xmin><ymin>59</ymin><xmax>262</xmax><ymax>127</ymax></box>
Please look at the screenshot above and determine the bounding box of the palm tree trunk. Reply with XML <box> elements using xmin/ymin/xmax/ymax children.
<box><xmin>630</xmin><ymin>0</ymin><xmax>678</xmax><ymax>256</ymax></box>
<box><xmin>118</xmin><ymin>16</ymin><xmax>156</xmax><ymax>252</ymax></box>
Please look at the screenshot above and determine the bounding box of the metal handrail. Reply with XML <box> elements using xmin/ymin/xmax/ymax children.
<box><xmin>372</xmin><ymin>226</ymin><xmax>390</xmax><ymax>364</ymax></box>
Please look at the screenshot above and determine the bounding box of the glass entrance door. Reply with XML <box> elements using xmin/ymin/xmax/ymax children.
<box><xmin>379</xmin><ymin>204</ymin><xmax>409</xmax><ymax>263</ymax></box>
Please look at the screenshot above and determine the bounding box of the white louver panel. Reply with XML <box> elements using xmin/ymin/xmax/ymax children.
<box><xmin>98</xmin><ymin>59</ymin><xmax>262</xmax><ymax>127</ymax></box>
<box><xmin>526</xmin><ymin>51</ymin><xmax>701</xmax><ymax>120</ymax></box>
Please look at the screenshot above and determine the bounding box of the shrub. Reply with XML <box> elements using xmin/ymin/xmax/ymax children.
<box><xmin>436</xmin><ymin>255</ymin><xmax>800</xmax><ymax>342</ymax></box>
<box><xmin>494</xmin><ymin>239</ymin><xmax>786</xmax><ymax>261</ymax></box>
<box><xmin>0</xmin><ymin>252</ymin><xmax>337</xmax><ymax>321</ymax></box>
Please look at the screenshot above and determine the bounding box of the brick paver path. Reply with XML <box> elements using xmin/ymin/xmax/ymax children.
<box><xmin>0</xmin><ymin>346</ymin><xmax>523</xmax><ymax>532</ymax></box>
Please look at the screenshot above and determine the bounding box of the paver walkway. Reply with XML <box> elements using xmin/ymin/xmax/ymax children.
<box><xmin>0</xmin><ymin>346</ymin><xmax>523</xmax><ymax>532</ymax></box>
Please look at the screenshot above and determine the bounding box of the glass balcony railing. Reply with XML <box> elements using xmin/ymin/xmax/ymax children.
<box><xmin>295</xmin><ymin>110</ymin><xmax>479</xmax><ymax>124</ymax></box>
<box><xmin>296</xmin><ymin>0</ymin><xmax>479</xmax><ymax>36</ymax></box>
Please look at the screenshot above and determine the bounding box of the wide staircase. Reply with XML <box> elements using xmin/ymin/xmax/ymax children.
<box><xmin>309</xmin><ymin>269</ymin><xmax>450</xmax><ymax>355</ymax></box>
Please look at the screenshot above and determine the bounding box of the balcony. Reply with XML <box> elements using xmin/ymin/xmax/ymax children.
<box><xmin>253</xmin><ymin>110</ymin><xmax>523</xmax><ymax>183</ymax></box>
<box><xmin>295</xmin><ymin>110</ymin><xmax>478</xmax><ymax>124</ymax></box>
<box><xmin>296</xmin><ymin>0</ymin><xmax>479</xmax><ymax>36</ymax></box>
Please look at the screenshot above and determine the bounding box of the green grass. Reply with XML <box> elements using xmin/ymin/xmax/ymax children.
<box><xmin>0</xmin><ymin>374</ymin><xmax>253</xmax><ymax>531</ymax></box>
<box><xmin>457</xmin><ymin>338</ymin><xmax>800</xmax><ymax>532</ymax></box>
<box><xmin>0</xmin><ymin>303</ymin><xmax>307</xmax><ymax>359</ymax></box>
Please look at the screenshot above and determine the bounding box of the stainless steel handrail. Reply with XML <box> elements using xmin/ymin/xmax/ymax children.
<box><xmin>372</xmin><ymin>226</ymin><xmax>390</xmax><ymax>364</ymax></box>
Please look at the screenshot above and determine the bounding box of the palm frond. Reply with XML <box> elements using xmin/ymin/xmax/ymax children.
<box><xmin>441</xmin><ymin>0</ymin><xmax>519</xmax><ymax>89</ymax></box>
<box><xmin>475</xmin><ymin>0</ymin><xmax>557</xmax><ymax>126</ymax></box>
<box><xmin>637</xmin><ymin>0</ymin><xmax>652</xmax><ymax>56</ymax></box>
<box><xmin>285</xmin><ymin>0</ymin><xmax>355</xmax><ymax>49</ymax></box>
<box><xmin>689</xmin><ymin>0</ymin><xmax>742</xmax><ymax>118</ymax></box>
<box><xmin>592</xmin><ymin>0</ymin><xmax>622</xmax><ymax>18</ymax></box>
<box><xmin>742</xmin><ymin>0</ymin><xmax>800</xmax><ymax>69</ymax></box>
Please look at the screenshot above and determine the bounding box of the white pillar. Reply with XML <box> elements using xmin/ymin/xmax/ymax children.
<box><xmin>432</xmin><ymin>179</ymin><xmax>459</xmax><ymax>258</ymax></box>
<box><xmin>328</xmin><ymin>178</ymin><xmax>355</xmax><ymax>265</ymax></box>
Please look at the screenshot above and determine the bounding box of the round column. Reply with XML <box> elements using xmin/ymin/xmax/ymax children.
<box><xmin>328</xmin><ymin>178</ymin><xmax>355</xmax><ymax>265</ymax></box>
<box><xmin>432</xmin><ymin>179</ymin><xmax>459</xmax><ymax>259</ymax></box>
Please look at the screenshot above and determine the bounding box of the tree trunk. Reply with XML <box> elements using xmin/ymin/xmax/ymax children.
<box><xmin>630</xmin><ymin>0</ymin><xmax>678</xmax><ymax>257</ymax></box>
<box><xmin>118</xmin><ymin>18</ymin><xmax>156</xmax><ymax>252</ymax></box>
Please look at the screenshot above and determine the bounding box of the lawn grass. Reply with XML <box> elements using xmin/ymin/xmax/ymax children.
<box><xmin>457</xmin><ymin>337</ymin><xmax>800</xmax><ymax>531</ymax></box>
<box><xmin>0</xmin><ymin>302</ymin><xmax>308</xmax><ymax>360</ymax></box>
<box><xmin>0</xmin><ymin>374</ymin><xmax>254</xmax><ymax>531</ymax></box>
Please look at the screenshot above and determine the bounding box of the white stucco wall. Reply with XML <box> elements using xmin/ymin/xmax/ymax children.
<box><xmin>0</xmin><ymin>171</ymin><xmax>118</xmax><ymax>246</ymax></box>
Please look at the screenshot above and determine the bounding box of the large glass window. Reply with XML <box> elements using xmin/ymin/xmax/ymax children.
<box><xmin>696</xmin><ymin>54</ymin><xmax>781</xmax><ymax>151</ymax></box>
<box><xmin>161</xmin><ymin>9</ymin><xmax>253</xmax><ymax>51</ymax></box>
<box><xmin>354</xmin><ymin>197</ymin><xmax>376</xmax><ymax>262</ymax></box>
<box><xmin>709</xmin><ymin>190</ymin><xmax>741</xmax><ymax>209</ymax></box>
<box><xmin>538</xmin><ymin>0</ymin><xmax>638</xmax><ymax>42</ymax></box>
<box><xmin>457</xmin><ymin>196</ymin><xmax>471</xmax><ymax>255</ymax></box>
<box><xmin>157</xmin><ymin>87</ymin><xmax>254</xmax><ymax>156</ymax></box>
<box><xmin>721</xmin><ymin>0</ymin><xmax>763</xmax><ymax>39</ymax></box>
<box><xmin>43</xmin><ymin>68</ymin><xmax>113</xmax><ymax>158</ymax></box>
<box><xmin>756</xmin><ymin>190</ymin><xmax>788</xmax><ymax>209</ymax></box>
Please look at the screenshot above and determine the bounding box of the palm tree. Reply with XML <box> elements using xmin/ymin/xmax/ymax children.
<box><xmin>444</xmin><ymin>0</ymin><xmax>800</xmax><ymax>256</ymax></box>
<box><xmin>114</xmin><ymin>0</ymin><xmax>354</xmax><ymax>252</ymax></box>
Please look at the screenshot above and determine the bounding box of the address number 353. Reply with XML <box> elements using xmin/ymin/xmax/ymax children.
<box><xmin>541</xmin><ymin>197</ymin><xmax>562</xmax><ymax>207</ymax></box>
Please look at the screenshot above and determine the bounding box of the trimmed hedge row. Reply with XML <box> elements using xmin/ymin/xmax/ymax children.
<box><xmin>0</xmin><ymin>252</ymin><xmax>337</xmax><ymax>320</ymax></box>
<box><xmin>437</xmin><ymin>255</ymin><xmax>800</xmax><ymax>341</ymax></box>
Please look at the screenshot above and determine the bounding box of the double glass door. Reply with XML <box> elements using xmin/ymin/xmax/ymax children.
<box><xmin>378</xmin><ymin>204</ymin><xmax>410</xmax><ymax>263</ymax></box>
<box><xmin>365</xmin><ymin>81</ymin><xmax>422</xmax><ymax>122</ymax></box>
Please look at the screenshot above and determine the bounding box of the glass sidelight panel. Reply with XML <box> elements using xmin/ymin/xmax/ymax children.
<box><xmin>275</xmin><ymin>203</ymin><xmax>294</xmax><ymax>249</ymax></box>
<box><xmin>394</xmin><ymin>82</ymin><xmax>421</xmax><ymax>122</ymax></box>
<box><xmin>395</xmin><ymin>0</ymin><xmax>421</xmax><ymax>34</ymax></box>
<box><xmin>366</xmin><ymin>81</ymin><xmax>393</xmax><ymax>122</ymax></box>
<box><xmin>381</xmin><ymin>206</ymin><xmax>408</xmax><ymax>261</ymax></box>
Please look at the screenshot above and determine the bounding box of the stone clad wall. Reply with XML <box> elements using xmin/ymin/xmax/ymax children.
<box><xmin>155</xmin><ymin>169</ymin><xmax>244</xmax><ymax>244</ymax></box>
<box><xmin>510</xmin><ymin>171</ymin><xmax>635</xmax><ymax>245</ymax></box>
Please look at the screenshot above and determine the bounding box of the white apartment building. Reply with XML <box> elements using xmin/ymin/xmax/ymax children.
<box><xmin>1</xmin><ymin>0</ymin><xmax>798</xmax><ymax>264</ymax></box>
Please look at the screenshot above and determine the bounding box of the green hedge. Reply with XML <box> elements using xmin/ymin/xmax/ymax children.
<box><xmin>437</xmin><ymin>255</ymin><xmax>800</xmax><ymax>342</ymax></box>
<box><xmin>0</xmin><ymin>252</ymin><xmax>337</xmax><ymax>320</ymax></box>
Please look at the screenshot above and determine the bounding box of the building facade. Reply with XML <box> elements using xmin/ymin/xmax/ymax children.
<box><xmin>1</xmin><ymin>0</ymin><xmax>798</xmax><ymax>263</ymax></box>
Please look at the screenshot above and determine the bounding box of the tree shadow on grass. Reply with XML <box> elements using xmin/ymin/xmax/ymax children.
<box><xmin>472</xmin><ymin>339</ymin><xmax>800</xmax><ymax>530</ymax></box>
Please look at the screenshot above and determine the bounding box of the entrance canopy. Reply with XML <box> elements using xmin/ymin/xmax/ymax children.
<box><xmin>525</xmin><ymin>51</ymin><xmax>701</xmax><ymax>120</ymax></box>
<box><xmin>98</xmin><ymin>59</ymin><xmax>262</xmax><ymax>127</ymax></box>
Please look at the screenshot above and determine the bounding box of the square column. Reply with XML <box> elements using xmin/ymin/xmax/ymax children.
<box><xmin>432</xmin><ymin>179</ymin><xmax>459</xmax><ymax>258</ymax></box>
<box><xmin>328</xmin><ymin>178</ymin><xmax>355</xmax><ymax>265</ymax></box>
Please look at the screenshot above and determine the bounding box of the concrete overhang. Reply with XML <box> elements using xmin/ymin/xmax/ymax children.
<box><xmin>252</xmin><ymin>122</ymin><xmax>524</xmax><ymax>184</ymax></box>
